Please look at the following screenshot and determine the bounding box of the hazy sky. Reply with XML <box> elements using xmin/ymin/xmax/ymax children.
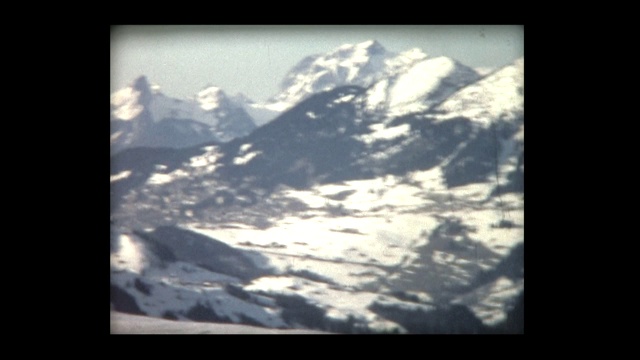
<box><xmin>111</xmin><ymin>25</ymin><xmax>523</xmax><ymax>103</ymax></box>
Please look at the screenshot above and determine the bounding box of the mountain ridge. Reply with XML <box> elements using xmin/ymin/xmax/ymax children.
<box><xmin>110</xmin><ymin>76</ymin><xmax>256</xmax><ymax>154</ymax></box>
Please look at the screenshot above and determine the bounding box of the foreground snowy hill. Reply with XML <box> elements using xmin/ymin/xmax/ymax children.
<box><xmin>111</xmin><ymin>311</ymin><xmax>329</xmax><ymax>334</ymax></box>
<box><xmin>110</xmin><ymin>49</ymin><xmax>524</xmax><ymax>334</ymax></box>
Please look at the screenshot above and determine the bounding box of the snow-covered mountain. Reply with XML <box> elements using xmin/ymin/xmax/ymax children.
<box><xmin>435</xmin><ymin>57</ymin><xmax>524</xmax><ymax>125</ymax></box>
<box><xmin>266</xmin><ymin>40</ymin><xmax>400</xmax><ymax>111</ymax></box>
<box><xmin>239</xmin><ymin>40</ymin><xmax>481</xmax><ymax>126</ymax></box>
<box><xmin>362</xmin><ymin>56</ymin><xmax>481</xmax><ymax>117</ymax></box>
<box><xmin>110</xmin><ymin>76</ymin><xmax>256</xmax><ymax>154</ymax></box>
<box><xmin>110</xmin><ymin>49</ymin><xmax>524</xmax><ymax>334</ymax></box>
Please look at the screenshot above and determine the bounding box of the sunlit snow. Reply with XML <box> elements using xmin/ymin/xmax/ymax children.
<box><xmin>197</xmin><ymin>86</ymin><xmax>224</xmax><ymax>111</ymax></box>
<box><xmin>389</xmin><ymin>57</ymin><xmax>455</xmax><ymax>108</ymax></box>
<box><xmin>356</xmin><ymin>123</ymin><xmax>410</xmax><ymax>145</ymax></box>
<box><xmin>147</xmin><ymin>169</ymin><xmax>189</xmax><ymax>185</ymax></box>
<box><xmin>245</xmin><ymin>275</ymin><xmax>396</xmax><ymax>328</ymax></box>
<box><xmin>239</xmin><ymin>143</ymin><xmax>253</xmax><ymax>153</ymax></box>
<box><xmin>437</xmin><ymin>57</ymin><xmax>524</xmax><ymax>126</ymax></box>
<box><xmin>111</xmin><ymin>131</ymin><xmax>124</xmax><ymax>143</ymax></box>
<box><xmin>111</xmin><ymin>233</ymin><xmax>147</xmax><ymax>273</ymax></box>
<box><xmin>111</xmin><ymin>87</ymin><xmax>143</xmax><ymax>120</ymax></box>
<box><xmin>110</xmin><ymin>170</ymin><xmax>132</xmax><ymax>183</ymax></box>
<box><xmin>111</xmin><ymin>265</ymin><xmax>287</xmax><ymax>328</ymax></box>
<box><xmin>334</xmin><ymin>94</ymin><xmax>356</xmax><ymax>104</ymax></box>
<box><xmin>365</xmin><ymin>80</ymin><xmax>389</xmax><ymax>112</ymax></box>
<box><xmin>233</xmin><ymin>151</ymin><xmax>261</xmax><ymax>165</ymax></box>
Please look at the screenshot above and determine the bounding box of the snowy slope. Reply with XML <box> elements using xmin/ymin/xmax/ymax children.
<box><xmin>110</xmin><ymin>228</ymin><xmax>287</xmax><ymax>328</ymax></box>
<box><xmin>111</xmin><ymin>311</ymin><xmax>330</xmax><ymax>334</ymax></box>
<box><xmin>111</xmin><ymin>117</ymin><xmax>524</xmax><ymax>333</ymax></box>
<box><xmin>112</xmin><ymin>157</ymin><xmax>523</xmax><ymax>333</ymax></box>
<box><xmin>435</xmin><ymin>57</ymin><xmax>524</xmax><ymax>126</ymax></box>
<box><xmin>363</xmin><ymin>56</ymin><xmax>481</xmax><ymax>117</ymax></box>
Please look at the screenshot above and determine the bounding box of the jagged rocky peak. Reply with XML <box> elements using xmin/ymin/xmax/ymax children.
<box><xmin>132</xmin><ymin>75</ymin><xmax>151</xmax><ymax>92</ymax></box>
<box><xmin>317</xmin><ymin>40</ymin><xmax>392</xmax><ymax>72</ymax></box>
<box><xmin>111</xmin><ymin>75</ymin><xmax>154</xmax><ymax>121</ymax></box>
<box><xmin>196</xmin><ymin>85</ymin><xmax>240</xmax><ymax>112</ymax></box>
<box><xmin>361</xmin><ymin>39</ymin><xmax>384</xmax><ymax>51</ymax></box>
<box><xmin>132</xmin><ymin>75</ymin><xmax>153</xmax><ymax>106</ymax></box>
<box><xmin>269</xmin><ymin>40</ymin><xmax>396</xmax><ymax>109</ymax></box>
<box><xmin>335</xmin><ymin>39</ymin><xmax>386</xmax><ymax>56</ymax></box>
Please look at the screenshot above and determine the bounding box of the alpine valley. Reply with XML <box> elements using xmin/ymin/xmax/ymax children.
<box><xmin>110</xmin><ymin>40</ymin><xmax>524</xmax><ymax>334</ymax></box>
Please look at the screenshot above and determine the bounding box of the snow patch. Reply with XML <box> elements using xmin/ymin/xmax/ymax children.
<box><xmin>389</xmin><ymin>58</ymin><xmax>455</xmax><ymax>109</ymax></box>
<box><xmin>190</xmin><ymin>155</ymin><xmax>217</xmax><ymax>168</ymax></box>
<box><xmin>111</xmin><ymin>170</ymin><xmax>132</xmax><ymax>183</ymax></box>
<box><xmin>263</xmin><ymin>102</ymin><xmax>291</xmax><ymax>112</ymax></box>
<box><xmin>147</xmin><ymin>173</ymin><xmax>173</xmax><ymax>185</ymax></box>
<box><xmin>111</xmin><ymin>233</ymin><xmax>147</xmax><ymax>273</ymax></box>
<box><xmin>111</xmin><ymin>131</ymin><xmax>124</xmax><ymax>143</ymax></box>
<box><xmin>245</xmin><ymin>275</ymin><xmax>387</xmax><ymax>325</ymax></box>
<box><xmin>147</xmin><ymin>169</ymin><xmax>189</xmax><ymax>185</ymax></box>
<box><xmin>233</xmin><ymin>151</ymin><xmax>261</xmax><ymax>165</ymax></box>
<box><xmin>111</xmin><ymin>87</ymin><xmax>143</xmax><ymax>120</ymax></box>
<box><xmin>334</xmin><ymin>94</ymin><xmax>356</xmax><ymax>104</ymax></box>
<box><xmin>356</xmin><ymin>123</ymin><xmax>410</xmax><ymax>145</ymax></box>
<box><xmin>239</xmin><ymin>143</ymin><xmax>252</xmax><ymax>153</ymax></box>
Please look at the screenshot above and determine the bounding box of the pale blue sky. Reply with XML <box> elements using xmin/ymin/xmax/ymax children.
<box><xmin>111</xmin><ymin>25</ymin><xmax>523</xmax><ymax>102</ymax></box>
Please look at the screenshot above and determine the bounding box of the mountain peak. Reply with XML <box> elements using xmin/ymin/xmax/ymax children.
<box><xmin>398</xmin><ymin>48</ymin><xmax>428</xmax><ymax>61</ymax></box>
<box><xmin>197</xmin><ymin>86</ymin><xmax>230</xmax><ymax>111</ymax></box>
<box><xmin>132</xmin><ymin>75</ymin><xmax>153</xmax><ymax>106</ymax></box>
<box><xmin>356</xmin><ymin>39</ymin><xmax>385</xmax><ymax>53</ymax></box>
<box><xmin>132</xmin><ymin>75</ymin><xmax>151</xmax><ymax>92</ymax></box>
<box><xmin>334</xmin><ymin>40</ymin><xmax>387</xmax><ymax>58</ymax></box>
<box><xmin>269</xmin><ymin>41</ymin><xmax>394</xmax><ymax>109</ymax></box>
<box><xmin>111</xmin><ymin>76</ymin><xmax>153</xmax><ymax>121</ymax></box>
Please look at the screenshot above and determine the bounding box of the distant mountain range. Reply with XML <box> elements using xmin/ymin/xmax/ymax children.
<box><xmin>110</xmin><ymin>76</ymin><xmax>256</xmax><ymax>154</ymax></box>
<box><xmin>110</xmin><ymin>40</ymin><xmax>524</xmax><ymax>334</ymax></box>
<box><xmin>110</xmin><ymin>40</ymin><xmax>497</xmax><ymax>152</ymax></box>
